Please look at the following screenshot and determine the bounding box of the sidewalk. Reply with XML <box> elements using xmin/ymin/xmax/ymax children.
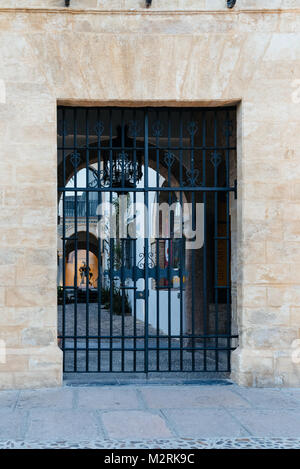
<box><xmin>0</xmin><ymin>381</ymin><xmax>300</xmax><ymax>449</ymax></box>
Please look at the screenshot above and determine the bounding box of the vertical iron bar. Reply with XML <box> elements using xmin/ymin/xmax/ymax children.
<box><xmin>61</xmin><ymin>108</ymin><xmax>66</xmax><ymax>372</ymax></box>
<box><xmin>179</xmin><ymin>110</ymin><xmax>184</xmax><ymax>371</ymax></box>
<box><xmin>109</xmin><ymin>110</ymin><xmax>114</xmax><ymax>371</ymax></box>
<box><xmin>85</xmin><ymin>109</ymin><xmax>90</xmax><ymax>372</ymax></box>
<box><xmin>97</xmin><ymin>108</ymin><xmax>102</xmax><ymax>372</ymax></box>
<box><xmin>167</xmin><ymin>110</ymin><xmax>172</xmax><ymax>371</ymax></box>
<box><xmin>144</xmin><ymin>110</ymin><xmax>149</xmax><ymax>374</ymax></box>
<box><xmin>202</xmin><ymin>111</ymin><xmax>207</xmax><ymax>371</ymax></box>
<box><xmin>214</xmin><ymin>110</ymin><xmax>219</xmax><ymax>371</ymax></box>
<box><xmin>133</xmin><ymin>109</ymin><xmax>137</xmax><ymax>372</ymax></box>
<box><xmin>73</xmin><ymin>107</ymin><xmax>78</xmax><ymax>372</ymax></box>
<box><xmin>121</xmin><ymin>110</ymin><xmax>125</xmax><ymax>371</ymax></box>
<box><xmin>225</xmin><ymin>110</ymin><xmax>231</xmax><ymax>372</ymax></box>
<box><xmin>155</xmin><ymin>109</ymin><xmax>160</xmax><ymax>371</ymax></box>
<box><xmin>190</xmin><ymin>110</ymin><xmax>195</xmax><ymax>371</ymax></box>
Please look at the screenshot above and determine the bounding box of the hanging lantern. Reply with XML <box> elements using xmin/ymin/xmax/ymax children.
<box><xmin>99</xmin><ymin>125</ymin><xmax>143</xmax><ymax>190</ymax></box>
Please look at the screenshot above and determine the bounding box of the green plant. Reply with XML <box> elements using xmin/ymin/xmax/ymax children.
<box><xmin>112</xmin><ymin>288</ymin><xmax>132</xmax><ymax>316</ymax></box>
<box><xmin>101</xmin><ymin>286</ymin><xmax>132</xmax><ymax>315</ymax></box>
<box><xmin>100</xmin><ymin>286</ymin><xmax>110</xmax><ymax>305</ymax></box>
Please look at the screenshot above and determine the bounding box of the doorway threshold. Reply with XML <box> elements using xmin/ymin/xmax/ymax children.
<box><xmin>64</xmin><ymin>372</ymin><xmax>232</xmax><ymax>387</ymax></box>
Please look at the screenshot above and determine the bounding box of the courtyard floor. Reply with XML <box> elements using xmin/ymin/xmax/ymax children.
<box><xmin>0</xmin><ymin>381</ymin><xmax>300</xmax><ymax>449</ymax></box>
<box><xmin>58</xmin><ymin>304</ymin><xmax>230</xmax><ymax>373</ymax></box>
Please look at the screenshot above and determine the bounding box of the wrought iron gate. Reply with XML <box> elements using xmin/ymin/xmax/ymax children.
<box><xmin>57</xmin><ymin>106</ymin><xmax>238</xmax><ymax>373</ymax></box>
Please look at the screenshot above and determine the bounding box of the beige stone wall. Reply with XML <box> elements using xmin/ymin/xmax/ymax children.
<box><xmin>1</xmin><ymin>1</ymin><xmax>300</xmax><ymax>11</ymax></box>
<box><xmin>0</xmin><ymin>3</ymin><xmax>300</xmax><ymax>388</ymax></box>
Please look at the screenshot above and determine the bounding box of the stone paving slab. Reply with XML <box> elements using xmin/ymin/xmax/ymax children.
<box><xmin>233</xmin><ymin>388</ymin><xmax>300</xmax><ymax>409</ymax></box>
<box><xmin>76</xmin><ymin>387</ymin><xmax>141</xmax><ymax>410</ymax></box>
<box><xmin>0</xmin><ymin>383</ymin><xmax>300</xmax><ymax>447</ymax></box>
<box><xmin>229</xmin><ymin>408</ymin><xmax>300</xmax><ymax>438</ymax></box>
<box><xmin>17</xmin><ymin>388</ymin><xmax>74</xmax><ymax>410</ymax></box>
<box><xmin>140</xmin><ymin>386</ymin><xmax>250</xmax><ymax>409</ymax></box>
<box><xmin>283</xmin><ymin>389</ymin><xmax>300</xmax><ymax>402</ymax></box>
<box><xmin>101</xmin><ymin>410</ymin><xmax>173</xmax><ymax>439</ymax></box>
<box><xmin>27</xmin><ymin>409</ymin><xmax>103</xmax><ymax>442</ymax></box>
<box><xmin>0</xmin><ymin>409</ymin><xmax>27</xmax><ymax>440</ymax></box>
<box><xmin>0</xmin><ymin>391</ymin><xmax>19</xmax><ymax>409</ymax></box>
<box><xmin>162</xmin><ymin>408</ymin><xmax>249</xmax><ymax>438</ymax></box>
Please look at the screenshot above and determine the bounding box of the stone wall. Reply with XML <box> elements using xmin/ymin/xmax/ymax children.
<box><xmin>0</xmin><ymin>2</ymin><xmax>300</xmax><ymax>388</ymax></box>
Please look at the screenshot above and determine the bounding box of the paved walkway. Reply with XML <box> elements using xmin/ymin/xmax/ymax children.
<box><xmin>0</xmin><ymin>382</ymin><xmax>300</xmax><ymax>449</ymax></box>
<box><xmin>58</xmin><ymin>304</ymin><xmax>230</xmax><ymax>372</ymax></box>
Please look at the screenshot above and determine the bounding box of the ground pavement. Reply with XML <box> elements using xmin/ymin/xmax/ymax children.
<box><xmin>0</xmin><ymin>381</ymin><xmax>300</xmax><ymax>449</ymax></box>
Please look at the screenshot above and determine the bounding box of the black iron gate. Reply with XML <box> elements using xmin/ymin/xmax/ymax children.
<box><xmin>57</xmin><ymin>106</ymin><xmax>238</xmax><ymax>373</ymax></box>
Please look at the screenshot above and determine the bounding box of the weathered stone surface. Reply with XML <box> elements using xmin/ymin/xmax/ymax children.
<box><xmin>17</xmin><ymin>387</ymin><xmax>73</xmax><ymax>409</ymax></box>
<box><xmin>232</xmin><ymin>408</ymin><xmax>300</xmax><ymax>437</ymax></box>
<box><xmin>76</xmin><ymin>387</ymin><xmax>141</xmax><ymax>410</ymax></box>
<box><xmin>140</xmin><ymin>386</ymin><xmax>250</xmax><ymax>409</ymax></box>
<box><xmin>0</xmin><ymin>409</ymin><xmax>27</xmax><ymax>439</ymax></box>
<box><xmin>21</xmin><ymin>328</ymin><xmax>54</xmax><ymax>346</ymax></box>
<box><xmin>27</xmin><ymin>409</ymin><xmax>102</xmax><ymax>441</ymax></box>
<box><xmin>102</xmin><ymin>410</ymin><xmax>173</xmax><ymax>438</ymax></box>
<box><xmin>0</xmin><ymin>2</ymin><xmax>299</xmax><ymax>388</ymax></box>
<box><xmin>163</xmin><ymin>408</ymin><xmax>248</xmax><ymax>438</ymax></box>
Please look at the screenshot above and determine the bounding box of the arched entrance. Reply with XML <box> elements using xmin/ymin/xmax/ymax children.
<box><xmin>57</xmin><ymin>106</ymin><xmax>237</xmax><ymax>374</ymax></box>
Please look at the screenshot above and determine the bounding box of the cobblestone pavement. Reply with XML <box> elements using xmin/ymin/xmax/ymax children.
<box><xmin>0</xmin><ymin>383</ymin><xmax>300</xmax><ymax>449</ymax></box>
<box><xmin>1</xmin><ymin>438</ymin><xmax>300</xmax><ymax>449</ymax></box>
<box><xmin>58</xmin><ymin>304</ymin><xmax>229</xmax><ymax>373</ymax></box>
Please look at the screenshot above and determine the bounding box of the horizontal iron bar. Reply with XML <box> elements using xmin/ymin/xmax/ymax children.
<box><xmin>63</xmin><ymin>369</ymin><xmax>231</xmax><ymax>373</ymax></box>
<box><xmin>62</xmin><ymin>347</ymin><xmax>236</xmax><ymax>352</ymax></box>
<box><xmin>58</xmin><ymin>334</ymin><xmax>238</xmax><ymax>339</ymax></box>
<box><xmin>58</xmin><ymin>105</ymin><xmax>237</xmax><ymax>111</ymax></box>
<box><xmin>59</xmin><ymin>186</ymin><xmax>236</xmax><ymax>193</ymax></box>
<box><xmin>58</xmin><ymin>145</ymin><xmax>236</xmax><ymax>151</ymax></box>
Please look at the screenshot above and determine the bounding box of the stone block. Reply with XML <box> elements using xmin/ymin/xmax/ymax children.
<box><xmin>21</xmin><ymin>328</ymin><xmax>55</xmax><ymax>347</ymax></box>
<box><xmin>244</xmin><ymin>327</ymin><xmax>298</xmax><ymax>349</ymax></box>
<box><xmin>14</xmin><ymin>369</ymin><xmax>62</xmax><ymax>390</ymax></box>
<box><xmin>242</xmin><ymin>286</ymin><xmax>267</xmax><ymax>308</ymax></box>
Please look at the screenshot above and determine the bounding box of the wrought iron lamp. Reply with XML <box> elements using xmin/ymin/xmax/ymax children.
<box><xmin>97</xmin><ymin>125</ymin><xmax>144</xmax><ymax>189</ymax></box>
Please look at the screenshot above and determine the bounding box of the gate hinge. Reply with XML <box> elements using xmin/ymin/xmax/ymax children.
<box><xmin>234</xmin><ymin>179</ymin><xmax>237</xmax><ymax>199</ymax></box>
